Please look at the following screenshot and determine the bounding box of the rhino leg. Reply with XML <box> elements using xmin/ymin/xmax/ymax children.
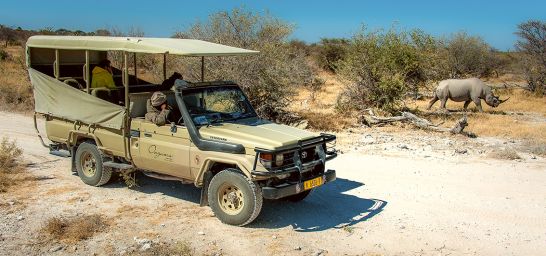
<box><xmin>427</xmin><ymin>96</ymin><xmax>439</xmax><ymax>110</ymax></box>
<box><xmin>463</xmin><ymin>100</ymin><xmax>471</xmax><ymax>110</ymax></box>
<box><xmin>474</xmin><ymin>100</ymin><xmax>484</xmax><ymax>112</ymax></box>
<box><xmin>440</xmin><ymin>98</ymin><xmax>447</xmax><ymax>109</ymax></box>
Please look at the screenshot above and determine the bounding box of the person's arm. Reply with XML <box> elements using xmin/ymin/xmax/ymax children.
<box><xmin>106</xmin><ymin>73</ymin><xmax>116</xmax><ymax>89</ymax></box>
<box><xmin>154</xmin><ymin>109</ymin><xmax>171</xmax><ymax>126</ymax></box>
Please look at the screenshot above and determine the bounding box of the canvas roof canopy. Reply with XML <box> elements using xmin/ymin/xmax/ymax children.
<box><xmin>26</xmin><ymin>36</ymin><xmax>259</xmax><ymax>56</ymax></box>
<box><xmin>27</xmin><ymin>36</ymin><xmax>258</xmax><ymax>130</ymax></box>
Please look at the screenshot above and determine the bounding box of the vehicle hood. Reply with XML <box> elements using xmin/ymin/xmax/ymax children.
<box><xmin>198</xmin><ymin>118</ymin><xmax>317</xmax><ymax>151</ymax></box>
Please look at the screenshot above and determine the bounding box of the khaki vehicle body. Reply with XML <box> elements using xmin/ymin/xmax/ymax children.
<box><xmin>27</xmin><ymin>36</ymin><xmax>337</xmax><ymax>225</ymax></box>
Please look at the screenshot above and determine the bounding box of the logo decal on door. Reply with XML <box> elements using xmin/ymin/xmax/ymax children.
<box><xmin>148</xmin><ymin>145</ymin><xmax>173</xmax><ymax>162</ymax></box>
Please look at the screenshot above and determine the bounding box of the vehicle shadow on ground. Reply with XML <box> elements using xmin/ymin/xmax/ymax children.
<box><xmin>250</xmin><ymin>178</ymin><xmax>387</xmax><ymax>232</ymax></box>
<box><xmin>102</xmin><ymin>175</ymin><xmax>386</xmax><ymax>232</ymax></box>
<box><xmin>102</xmin><ymin>173</ymin><xmax>202</xmax><ymax>204</ymax></box>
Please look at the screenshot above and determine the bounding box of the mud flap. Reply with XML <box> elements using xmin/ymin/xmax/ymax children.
<box><xmin>199</xmin><ymin>171</ymin><xmax>213</xmax><ymax>207</ymax></box>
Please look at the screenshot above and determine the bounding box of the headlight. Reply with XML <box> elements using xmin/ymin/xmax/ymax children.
<box><xmin>259</xmin><ymin>153</ymin><xmax>284</xmax><ymax>169</ymax></box>
<box><xmin>259</xmin><ymin>153</ymin><xmax>273</xmax><ymax>169</ymax></box>
<box><xmin>275</xmin><ymin>154</ymin><xmax>284</xmax><ymax>167</ymax></box>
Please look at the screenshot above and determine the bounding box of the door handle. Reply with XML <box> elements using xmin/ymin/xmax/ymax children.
<box><xmin>144</xmin><ymin>133</ymin><xmax>152</xmax><ymax>137</ymax></box>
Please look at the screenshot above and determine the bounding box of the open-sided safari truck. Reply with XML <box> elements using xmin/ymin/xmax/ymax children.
<box><xmin>26</xmin><ymin>36</ymin><xmax>337</xmax><ymax>226</ymax></box>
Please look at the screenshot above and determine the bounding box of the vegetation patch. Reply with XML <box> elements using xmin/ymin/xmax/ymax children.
<box><xmin>298</xmin><ymin>111</ymin><xmax>353</xmax><ymax>132</ymax></box>
<box><xmin>488</xmin><ymin>148</ymin><xmax>522</xmax><ymax>160</ymax></box>
<box><xmin>523</xmin><ymin>140</ymin><xmax>546</xmax><ymax>157</ymax></box>
<box><xmin>129</xmin><ymin>241</ymin><xmax>194</xmax><ymax>256</ymax></box>
<box><xmin>0</xmin><ymin>137</ymin><xmax>25</xmax><ymax>192</ymax></box>
<box><xmin>41</xmin><ymin>214</ymin><xmax>109</xmax><ymax>243</ymax></box>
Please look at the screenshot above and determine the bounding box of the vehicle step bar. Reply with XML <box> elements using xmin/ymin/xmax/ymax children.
<box><xmin>103</xmin><ymin>161</ymin><xmax>134</xmax><ymax>170</ymax></box>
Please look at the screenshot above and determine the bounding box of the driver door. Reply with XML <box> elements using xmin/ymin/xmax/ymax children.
<box><xmin>133</xmin><ymin>121</ymin><xmax>191</xmax><ymax>179</ymax></box>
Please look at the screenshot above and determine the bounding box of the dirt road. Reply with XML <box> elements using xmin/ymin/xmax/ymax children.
<box><xmin>1</xmin><ymin>112</ymin><xmax>545</xmax><ymax>255</ymax></box>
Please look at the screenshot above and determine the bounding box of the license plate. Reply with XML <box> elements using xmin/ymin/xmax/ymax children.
<box><xmin>303</xmin><ymin>176</ymin><xmax>323</xmax><ymax>190</ymax></box>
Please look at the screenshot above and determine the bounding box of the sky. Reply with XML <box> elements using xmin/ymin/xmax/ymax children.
<box><xmin>1</xmin><ymin>0</ymin><xmax>544</xmax><ymax>51</ymax></box>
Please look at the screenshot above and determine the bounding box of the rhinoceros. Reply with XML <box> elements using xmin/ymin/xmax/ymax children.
<box><xmin>427</xmin><ymin>78</ymin><xmax>509</xmax><ymax>112</ymax></box>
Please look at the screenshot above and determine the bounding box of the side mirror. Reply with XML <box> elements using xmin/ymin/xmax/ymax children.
<box><xmin>170</xmin><ymin>122</ymin><xmax>177</xmax><ymax>133</ymax></box>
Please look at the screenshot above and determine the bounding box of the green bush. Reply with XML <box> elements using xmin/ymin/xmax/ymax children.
<box><xmin>313</xmin><ymin>38</ymin><xmax>349</xmax><ymax>73</ymax></box>
<box><xmin>445</xmin><ymin>32</ymin><xmax>499</xmax><ymax>78</ymax></box>
<box><xmin>0</xmin><ymin>48</ymin><xmax>8</xmax><ymax>60</ymax></box>
<box><xmin>336</xmin><ymin>26</ymin><xmax>444</xmax><ymax>113</ymax></box>
<box><xmin>171</xmin><ymin>7</ymin><xmax>317</xmax><ymax>121</ymax></box>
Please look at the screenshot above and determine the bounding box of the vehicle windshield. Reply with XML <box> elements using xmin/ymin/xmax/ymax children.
<box><xmin>182</xmin><ymin>86</ymin><xmax>257</xmax><ymax>125</ymax></box>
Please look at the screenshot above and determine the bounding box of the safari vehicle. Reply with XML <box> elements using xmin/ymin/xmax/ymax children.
<box><xmin>26</xmin><ymin>36</ymin><xmax>337</xmax><ymax>226</ymax></box>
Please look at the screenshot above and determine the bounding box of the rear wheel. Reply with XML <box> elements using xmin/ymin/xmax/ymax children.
<box><xmin>283</xmin><ymin>189</ymin><xmax>313</xmax><ymax>202</ymax></box>
<box><xmin>207</xmin><ymin>169</ymin><xmax>263</xmax><ymax>226</ymax></box>
<box><xmin>75</xmin><ymin>142</ymin><xmax>112</xmax><ymax>186</ymax></box>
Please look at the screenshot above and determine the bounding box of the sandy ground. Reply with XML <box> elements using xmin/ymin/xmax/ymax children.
<box><xmin>1</xmin><ymin>112</ymin><xmax>546</xmax><ymax>256</ymax></box>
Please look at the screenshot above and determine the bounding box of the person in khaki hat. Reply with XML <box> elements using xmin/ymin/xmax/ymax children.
<box><xmin>145</xmin><ymin>91</ymin><xmax>172</xmax><ymax>126</ymax></box>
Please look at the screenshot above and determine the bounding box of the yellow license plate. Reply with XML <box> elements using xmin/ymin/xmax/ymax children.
<box><xmin>303</xmin><ymin>176</ymin><xmax>323</xmax><ymax>190</ymax></box>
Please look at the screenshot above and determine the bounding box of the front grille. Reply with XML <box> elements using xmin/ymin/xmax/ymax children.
<box><xmin>301</xmin><ymin>162</ymin><xmax>324</xmax><ymax>181</ymax></box>
<box><xmin>300</xmin><ymin>147</ymin><xmax>317</xmax><ymax>163</ymax></box>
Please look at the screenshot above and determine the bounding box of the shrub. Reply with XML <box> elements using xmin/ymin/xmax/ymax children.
<box><xmin>0</xmin><ymin>137</ymin><xmax>24</xmax><ymax>192</ymax></box>
<box><xmin>42</xmin><ymin>214</ymin><xmax>109</xmax><ymax>243</ymax></box>
<box><xmin>171</xmin><ymin>7</ymin><xmax>317</xmax><ymax>121</ymax></box>
<box><xmin>515</xmin><ymin>20</ymin><xmax>546</xmax><ymax>94</ymax></box>
<box><xmin>488</xmin><ymin>148</ymin><xmax>521</xmax><ymax>160</ymax></box>
<box><xmin>313</xmin><ymin>38</ymin><xmax>349</xmax><ymax>72</ymax></box>
<box><xmin>308</xmin><ymin>76</ymin><xmax>325</xmax><ymax>101</ymax></box>
<box><xmin>0</xmin><ymin>48</ymin><xmax>9</xmax><ymax>60</ymax></box>
<box><xmin>336</xmin><ymin>26</ymin><xmax>444</xmax><ymax>113</ymax></box>
<box><xmin>445</xmin><ymin>32</ymin><xmax>499</xmax><ymax>78</ymax></box>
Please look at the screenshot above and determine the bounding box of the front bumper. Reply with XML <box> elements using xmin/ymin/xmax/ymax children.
<box><xmin>261</xmin><ymin>169</ymin><xmax>336</xmax><ymax>199</ymax></box>
<box><xmin>250</xmin><ymin>133</ymin><xmax>337</xmax><ymax>199</ymax></box>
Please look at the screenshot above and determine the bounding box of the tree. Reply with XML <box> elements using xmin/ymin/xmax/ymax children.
<box><xmin>336</xmin><ymin>26</ymin><xmax>444</xmax><ymax>113</ymax></box>
<box><xmin>313</xmin><ymin>38</ymin><xmax>349</xmax><ymax>73</ymax></box>
<box><xmin>0</xmin><ymin>25</ymin><xmax>17</xmax><ymax>47</ymax></box>
<box><xmin>515</xmin><ymin>20</ymin><xmax>546</xmax><ymax>94</ymax></box>
<box><xmin>445</xmin><ymin>32</ymin><xmax>498</xmax><ymax>78</ymax></box>
<box><xmin>172</xmin><ymin>7</ymin><xmax>316</xmax><ymax>121</ymax></box>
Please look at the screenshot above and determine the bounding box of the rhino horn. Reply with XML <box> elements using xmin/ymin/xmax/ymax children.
<box><xmin>499</xmin><ymin>97</ymin><xmax>510</xmax><ymax>104</ymax></box>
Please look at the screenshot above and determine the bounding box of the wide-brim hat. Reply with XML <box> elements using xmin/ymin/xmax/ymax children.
<box><xmin>151</xmin><ymin>91</ymin><xmax>167</xmax><ymax>107</ymax></box>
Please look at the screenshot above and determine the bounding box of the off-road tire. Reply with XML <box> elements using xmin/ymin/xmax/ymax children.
<box><xmin>208</xmin><ymin>169</ymin><xmax>263</xmax><ymax>226</ymax></box>
<box><xmin>75</xmin><ymin>142</ymin><xmax>112</xmax><ymax>186</ymax></box>
<box><xmin>283</xmin><ymin>189</ymin><xmax>313</xmax><ymax>202</ymax></box>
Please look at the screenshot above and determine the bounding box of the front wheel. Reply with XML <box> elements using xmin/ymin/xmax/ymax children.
<box><xmin>75</xmin><ymin>142</ymin><xmax>112</xmax><ymax>186</ymax></box>
<box><xmin>207</xmin><ymin>169</ymin><xmax>263</xmax><ymax>226</ymax></box>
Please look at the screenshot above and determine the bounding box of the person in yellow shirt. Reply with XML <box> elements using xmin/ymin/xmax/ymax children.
<box><xmin>91</xmin><ymin>59</ymin><xmax>116</xmax><ymax>89</ymax></box>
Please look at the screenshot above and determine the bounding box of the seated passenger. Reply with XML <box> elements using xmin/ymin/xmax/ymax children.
<box><xmin>145</xmin><ymin>91</ymin><xmax>172</xmax><ymax>126</ymax></box>
<box><xmin>160</xmin><ymin>72</ymin><xmax>182</xmax><ymax>90</ymax></box>
<box><xmin>91</xmin><ymin>59</ymin><xmax>116</xmax><ymax>89</ymax></box>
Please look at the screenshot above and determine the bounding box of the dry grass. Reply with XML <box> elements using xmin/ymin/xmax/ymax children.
<box><xmin>129</xmin><ymin>241</ymin><xmax>194</xmax><ymax>256</ymax></box>
<box><xmin>408</xmin><ymin>88</ymin><xmax>546</xmax><ymax>143</ymax></box>
<box><xmin>0</xmin><ymin>45</ymin><xmax>33</xmax><ymax>112</ymax></box>
<box><xmin>291</xmin><ymin>71</ymin><xmax>545</xmax><ymax>144</ymax></box>
<box><xmin>116</xmin><ymin>205</ymin><xmax>150</xmax><ymax>215</ymax></box>
<box><xmin>41</xmin><ymin>214</ymin><xmax>110</xmax><ymax>243</ymax></box>
<box><xmin>522</xmin><ymin>140</ymin><xmax>546</xmax><ymax>156</ymax></box>
<box><xmin>488</xmin><ymin>148</ymin><xmax>522</xmax><ymax>160</ymax></box>
<box><xmin>289</xmin><ymin>71</ymin><xmax>356</xmax><ymax>131</ymax></box>
<box><xmin>0</xmin><ymin>137</ymin><xmax>25</xmax><ymax>192</ymax></box>
<box><xmin>410</xmin><ymin>88</ymin><xmax>546</xmax><ymax>116</ymax></box>
<box><xmin>297</xmin><ymin>111</ymin><xmax>354</xmax><ymax>131</ymax></box>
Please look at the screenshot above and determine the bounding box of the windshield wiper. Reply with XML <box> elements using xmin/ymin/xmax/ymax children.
<box><xmin>227</xmin><ymin>113</ymin><xmax>256</xmax><ymax>122</ymax></box>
